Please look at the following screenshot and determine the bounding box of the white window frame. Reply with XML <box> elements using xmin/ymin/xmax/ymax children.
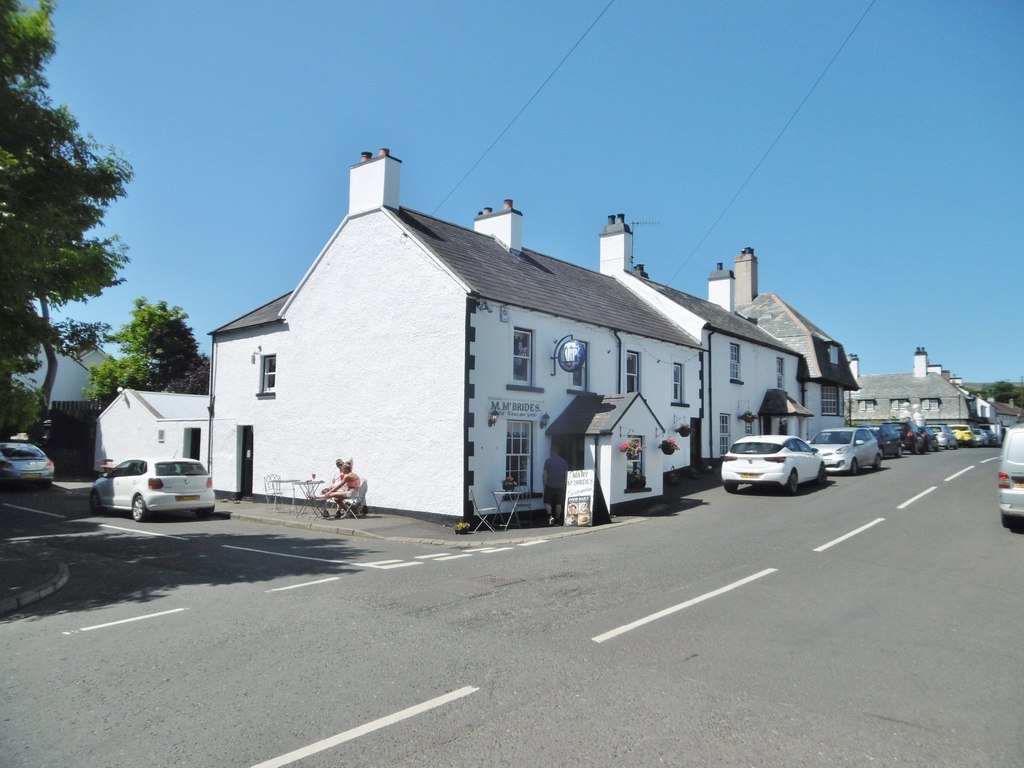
<box><xmin>505</xmin><ymin>420</ymin><xmax>532</xmax><ymax>489</ymax></box>
<box><xmin>570</xmin><ymin>340</ymin><xmax>589</xmax><ymax>390</ymax></box>
<box><xmin>729</xmin><ymin>343</ymin><xmax>741</xmax><ymax>381</ymax></box>
<box><xmin>512</xmin><ymin>328</ymin><xmax>533</xmax><ymax>385</ymax></box>
<box><xmin>822</xmin><ymin>385</ymin><xmax>839</xmax><ymax>416</ymax></box>
<box><xmin>261</xmin><ymin>354</ymin><xmax>277</xmax><ymax>393</ymax></box>
<box><xmin>922</xmin><ymin>398</ymin><xmax>940</xmax><ymax>411</ymax></box>
<box><xmin>776</xmin><ymin>357</ymin><xmax>785</xmax><ymax>389</ymax></box>
<box><xmin>890</xmin><ymin>398</ymin><xmax>910</xmax><ymax>412</ymax></box>
<box><xmin>672</xmin><ymin>362</ymin><xmax>684</xmax><ymax>404</ymax></box>
<box><xmin>625</xmin><ymin>350</ymin><xmax>640</xmax><ymax>393</ymax></box>
<box><xmin>719</xmin><ymin>413</ymin><xmax>731</xmax><ymax>456</ymax></box>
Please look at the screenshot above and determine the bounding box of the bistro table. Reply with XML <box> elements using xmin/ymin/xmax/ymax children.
<box><xmin>492</xmin><ymin>488</ymin><xmax>526</xmax><ymax>529</ymax></box>
<box><xmin>292</xmin><ymin>479</ymin><xmax>324</xmax><ymax>517</ymax></box>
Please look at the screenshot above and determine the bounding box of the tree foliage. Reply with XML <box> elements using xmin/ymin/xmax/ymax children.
<box><xmin>87</xmin><ymin>298</ymin><xmax>209</xmax><ymax>403</ymax></box>
<box><xmin>0</xmin><ymin>0</ymin><xmax>132</xmax><ymax>429</ymax></box>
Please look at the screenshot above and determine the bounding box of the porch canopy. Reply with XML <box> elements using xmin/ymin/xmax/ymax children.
<box><xmin>758</xmin><ymin>388</ymin><xmax>815</xmax><ymax>418</ymax></box>
<box><xmin>545</xmin><ymin>392</ymin><xmax>664</xmax><ymax>438</ymax></box>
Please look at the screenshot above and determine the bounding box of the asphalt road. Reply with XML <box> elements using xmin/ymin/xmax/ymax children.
<box><xmin>2</xmin><ymin>446</ymin><xmax>1021</xmax><ymax>767</ymax></box>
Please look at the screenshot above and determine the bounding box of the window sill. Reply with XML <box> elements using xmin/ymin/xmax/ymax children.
<box><xmin>507</xmin><ymin>384</ymin><xmax>544</xmax><ymax>393</ymax></box>
<box><xmin>729</xmin><ymin>378</ymin><xmax>744</xmax><ymax>385</ymax></box>
<box><xmin>256</xmin><ymin>392</ymin><xmax>276</xmax><ymax>400</ymax></box>
<box><xmin>623</xmin><ymin>487</ymin><xmax>651</xmax><ymax>494</ymax></box>
<box><xmin>671</xmin><ymin>402</ymin><xmax>690</xmax><ymax>408</ymax></box>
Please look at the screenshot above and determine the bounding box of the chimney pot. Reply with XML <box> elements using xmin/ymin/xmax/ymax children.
<box><xmin>481</xmin><ymin>207</ymin><xmax>493</xmax><ymax>215</ymax></box>
<box><xmin>616</xmin><ymin>213</ymin><xmax>625</xmax><ymax>224</ymax></box>
<box><xmin>503</xmin><ymin>199</ymin><xmax>513</xmax><ymax>210</ymax></box>
<box><xmin>360</xmin><ymin>151</ymin><xmax>372</xmax><ymax>162</ymax></box>
<box><xmin>717</xmin><ymin>262</ymin><xmax>723</xmax><ymax>270</ymax></box>
<box><xmin>607</xmin><ymin>214</ymin><xmax>615</xmax><ymax>225</ymax></box>
<box><xmin>378</xmin><ymin>147</ymin><xmax>390</xmax><ymax>157</ymax></box>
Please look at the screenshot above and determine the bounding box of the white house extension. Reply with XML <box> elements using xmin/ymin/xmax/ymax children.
<box><xmin>94</xmin><ymin>389</ymin><xmax>208</xmax><ymax>471</ymax></box>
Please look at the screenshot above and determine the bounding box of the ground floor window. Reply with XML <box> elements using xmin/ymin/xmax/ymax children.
<box><xmin>623</xmin><ymin>435</ymin><xmax>645</xmax><ymax>490</ymax></box>
<box><xmin>822</xmin><ymin>385</ymin><xmax>839</xmax><ymax>416</ymax></box>
<box><xmin>505</xmin><ymin>420</ymin><xmax>532</xmax><ymax>489</ymax></box>
<box><xmin>719</xmin><ymin>413</ymin><xmax>731</xmax><ymax>455</ymax></box>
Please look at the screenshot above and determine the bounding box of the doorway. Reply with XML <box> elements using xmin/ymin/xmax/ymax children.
<box><xmin>239</xmin><ymin>425</ymin><xmax>254</xmax><ymax>499</ymax></box>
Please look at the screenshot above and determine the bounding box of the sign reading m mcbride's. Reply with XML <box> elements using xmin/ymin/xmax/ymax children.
<box><xmin>490</xmin><ymin>399</ymin><xmax>544</xmax><ymax>419</ymax></box>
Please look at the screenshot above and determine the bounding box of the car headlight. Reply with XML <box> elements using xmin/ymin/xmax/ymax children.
<box><xmin>835</xmin><ymin>446</ymin><xmax>849</xmax><ymax>454</ymax></box>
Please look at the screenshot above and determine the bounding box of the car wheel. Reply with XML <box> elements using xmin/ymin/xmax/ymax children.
<box><xmin>723</xmin><ymin>482</ymin><xmax>739</xmax><ymax>494</ymax></box>
<box><xmin>89</xmin><ymin>489</ymin><xmax>105</xmax><ymax>515</ymax></box>
<box><xmin>848</xmin><ymin>458</ymin><xmax>859</xmax><ymax>476</ymax></box>
<box><xmin>816</xmin><ymin>464</ymin><xmax>827</xmax><ymax>485</ymax></box>
<box><xmin>872</xmin><ymin>453</ymin><xmax>882</xmax><ymax>471</ymax></box>
<box><xmin>784</xmin><ymin>470</ymin><xmax>799</xmax><ymax>495</ymax></box>
<box><xmin>131</xmin><ymin>495</ymin><xmax>150</xmax><ymax>523</ymax></box>
<box><xmin>896</xmin><ymin>444</ymin><xmax>903</xmax><ymax>458</ymax></box>
<box><xmin>195</xmin><ymin>507</ymin><xmax>213</xmax><ymax>519</ymax></box>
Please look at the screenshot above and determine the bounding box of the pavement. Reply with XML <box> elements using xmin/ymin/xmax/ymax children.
<box><xmin>1</xmin><ymin>469</ymin><xmax>718</xmax><ymax>617</ymax></box>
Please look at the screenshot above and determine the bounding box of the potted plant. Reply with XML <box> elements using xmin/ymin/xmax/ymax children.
<box><xmin>739</xmin><ymin>410</ymin><xmax>757</xmax><ymax>425</ymax></box>
<box><xmin>627</xmin><ymin>469</ymin><xmax>646</xmax><ymax>490</ymax></box>
<box><xmin>660</xmin><ymin>438</ymin><xmax>678</xmax><ymax>455</ymax></box>
<box><xmin>619</xmin><ymin>438</ymin><xmax>642</xmax><ymax>460</ymax></box>
<box><xmin>502</xmin><ymin>475</ymin><xmax>516</xmax><ymax>491</ymax></box>
<box><xmin>453</xmin><ymin>521</ymin><xmax>470</xmax><ymax>535</ymax></box>
<box><xmin>676</xmin><ymin>423</ymin><xmax>691</xmax><ymax>437</ymax></box>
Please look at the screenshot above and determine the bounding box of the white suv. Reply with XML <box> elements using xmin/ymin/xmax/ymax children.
<box><xmin>998</xmin><ymin>426</ymin><xmax>1024</xmax><ymax>529</ymax></box>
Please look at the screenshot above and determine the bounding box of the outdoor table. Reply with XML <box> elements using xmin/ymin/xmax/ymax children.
<box><xmin>492</xmin><ymin>489</ymin><xmax>526</xmax><ymax>529</ymax></box>
<box><xmin>292</xmin><ymin>479</ymin><xmax>324</xmax><ymax>516</ymax></box>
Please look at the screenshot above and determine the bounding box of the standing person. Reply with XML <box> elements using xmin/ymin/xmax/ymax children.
<box><xmin>320</xmin><ymin>458</ymin><xmax>360</xmax><ymax>517</ymax></box>
<box><xmin>543</xmin><ymin>445</ymin><xmax>569</xmax><ymax>526</ymax></box>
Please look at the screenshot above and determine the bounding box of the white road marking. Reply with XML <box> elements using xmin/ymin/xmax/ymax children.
<box><xmin>945</xmin><ymin>466</ymin><xmax>974</xmax><ymax>482</ymax></box>
<box><xmin>813</xmin><ymin>518</ymin><xmax>886</xmax><ymax>552</ymax></box>
<box><xmin>64</xmin><ymin>607</ymin><xmax>188</xmax><ymax>635</ymax></box>
<box><xmin>266</xmin><ymin>577</ymin><xmax>341</xmax><ymax>592</ymax></box>
<box><xmin>1</xmin><ymin>503</ymin><xmax>64</xmax><ymax>518</ymax></box>
<box><xmin>249</xmin><ymin>685</ymin><xmax>479</xmax><ymax>768</ymax></box>
<box><xmin>592</xmin><ymin>568</ymin><xmax>778</xmax><ymax>644</ymax></box>
<box><xmin>517</xmin><ymin>540</ymin><xmax>548</xmax><ymax>546</ymax></box>
<box><xmin>980</xmin><ymin>456</ymin><xmax>999</xmax><ymax>464</ymax></box>
<box><xmin>362</xmin><ymin>562</ymin><xmax>422</xmax><ymax>570</ymax></box>
<box><xmin>414</xmin><ymin>553</ymin><xmax>452</xmax><ymax>559</ymax></box>
<box><xmin>361</xmin><ymin>559</ymin><xmax>405</xmax><ymax>566</ymax></box>
<box><xmin>434</xmin><ymin>553</ymin><xmax>475</xmax><ymax>561</ymax></box>
<box><xmin>101</xmin><ymin>524</ymin><xmax>188</xmax><ymax>540</ymax></box>
<box><xmin>897</xmin><ymin>487</ymin><xmax>936</xmax><ymax>509</ymax></box>
<box><xmin>475</xmin><ymin>547</ymin><xmax>514</xmax><ymax>553</ymax></box>
<box><xmin>222</xmin><ymin>545</ymin><xmax>350</xmax><ymax>565</ymax></box>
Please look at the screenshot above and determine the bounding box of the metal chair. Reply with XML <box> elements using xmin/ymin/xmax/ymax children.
<box><xmin>469</xmin><ymin>488</ymin><xmax>499</xmax><ymax>532</ymax></box>
<box><xmin>339</xmin><ymin>479</ymin><xmax>369</xmax><ymax>519</ymax></box>
<box><xmin>263</xmin><ymin>474</ymin><xmax>283</xmax><ymax>510</ymax></box>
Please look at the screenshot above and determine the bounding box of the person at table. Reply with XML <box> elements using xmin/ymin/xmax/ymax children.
<box><xmin>543</xmin><ymin>445</ymin><xmax>569</xmax><ymax>526</ymax></box>
<box><xmin>320</xmin><ymin>459</ymin><xmax>360</xmax><ymax>513</ymax></box>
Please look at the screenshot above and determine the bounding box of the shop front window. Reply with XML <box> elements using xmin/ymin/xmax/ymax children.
<box><xmin>505</xmin><ymin>420</ymin><xmax>532</xmax><ymax>489</ymax></box>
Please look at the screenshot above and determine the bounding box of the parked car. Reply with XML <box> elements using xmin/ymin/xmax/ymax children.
<box><xmin>998</xmin><ymin>425</ymin><xmax>1024</xmax><ymax>528</ymax></box>
<box><xmin>90</xmin><ymin>458</ymin><xmax>216</xmax><ymax>522</ymax></box>
<box><xmin>921</xmin><ymin>426</ymin><xmax>940</xmax><ymax>452</ymax></box>
<box><xmin>721</xmin><ymin>435</ymin><xmax>827</xmax><ymax>494</ymax></box>
<box><xmin>809</xmin><ymin>427</ymin><xmax>882</xmax><ymax>475</ymax></box>
<box><xmin>0</xmin><ymin>441</ymin><xmax>55</xmax><ymax>489</ymax></box>
<box><xmin>949</xmin><ymin>424</ymin><xmax>975</xmax><ymax>447</ymax></box>
<box><xmin>979</xmin><ymin>425</ymin><xmax>1001</xmax><ymax>446</ymax></box>
<box><xmin>884</xmin><ymin>421</ymin><xmax>929</xmax><ymax>455</ymax></box>
<box><xmin>860</xmin><ymin>423</ymin><xmax>903</xmax><ymax>458</ymax></box>
<box><xmin>972</xmin><ymin>429</ymin><xmax>989</xmax><ymax>447</ymax></box>
<box><xmin>928</xmin><ymin>424</ymin><xmax>959</xmax><ymax>450</ymax></box>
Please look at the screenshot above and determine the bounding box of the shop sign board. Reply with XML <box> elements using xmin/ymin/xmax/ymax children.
<box><xmin>564</xmin><ymin>469</ymin><xmax>595</xmax><ymax>527</ymax></box>
<box><xmin>557</xmin><ymin>339</ymin><xmax>586</xmax><ymax>373</ymax></box>
<box><xmin>489</xmin><ymin>398</ymin><xmax>544</xmax><ymax>419</ymax></box>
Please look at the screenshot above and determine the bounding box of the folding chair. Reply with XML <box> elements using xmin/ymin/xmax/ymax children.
<box><xmin>263</xmin><ymin>474</ymin><xmax>283</xmax><ymax>510</ymax></box>
<box><xmin>469</xmin><ymin>488</ymin><xmax>499</xmax><ymax>532</ymax></box>
<box><xmin>339</xmin><ymin>479</ymin><xmax>368</xmax><ymax>519</ymax></box>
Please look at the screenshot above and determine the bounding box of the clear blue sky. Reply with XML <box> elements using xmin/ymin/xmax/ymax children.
<box><xmin>47</xmin><ymin>0</ymin><xmax>1023</xmax><ymax>383</ymax></box>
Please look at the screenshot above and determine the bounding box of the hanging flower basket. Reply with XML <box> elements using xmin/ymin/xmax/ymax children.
<box><xmin>739</xmin><ymin>410</ymin><xmax>757</xmax><ymax>425</ymax></box>
<box><xmin>676</xmin><ymin>424</ymin><xmax>691</xmax><ymax>437</ymax></box>
<box><xmin>620</xmin><ymin>438</ymin><xmax>642</xmax><ymax>460</ymax></box>
<box><xmin>660</xmin><ymin>438</ymin><xmax>678</xmax><ymax>455</ymax></box>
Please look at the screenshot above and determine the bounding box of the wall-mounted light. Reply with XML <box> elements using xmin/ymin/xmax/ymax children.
<box><xmin>539</xmin><ymin>413</ymin><xmax>550</xmax><ymax>429</ymax></box>
<box><xmin>250</xmin><ymin>345</ymin><xmax>262</xmax><ymax>364</ymax></box>
<box><xmin>488</xmin><ymin>409</ymin><xmax>500</xmax><ymax>427</ymax></box>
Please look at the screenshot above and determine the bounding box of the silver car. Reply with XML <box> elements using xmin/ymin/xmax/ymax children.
<box><xmin>928</xmin><ymin>424</ymin><xmax>959</xmax><ymax>450</ymax></box>
<box><xmin>0</xmin><ymin>441</ymin><xmax>55</xmax><ymax>489</ymax></box>
<box><xmin>90</xmin><ymin>458</ymin><xmax>216</xmax><ymax>522</ymax></box>
<box><xmin>809</xmin><ymin>427</ymin><xmax>882</xmax><ymax>475</ymax></box>
<box><xmin>998</xmin><ymin>426</ymin><xmax>1024</xmax><ymax>528</ymax></box>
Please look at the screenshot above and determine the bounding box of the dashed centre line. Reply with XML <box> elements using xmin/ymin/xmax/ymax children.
<box><xmin>897</xmin><ymin>486</ymin><xmax>936</xmax><ymax>509</ymax></box>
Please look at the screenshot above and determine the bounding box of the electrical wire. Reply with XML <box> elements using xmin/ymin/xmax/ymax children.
<box><xmin>431</xmin><ymin>0</ymin><xmax>617</xmax><ymax>215</ymax></box>
<box><xmin>665</xmin><ymin>0</ymin><xmax>877</xmax><ymax>286</ymax></box>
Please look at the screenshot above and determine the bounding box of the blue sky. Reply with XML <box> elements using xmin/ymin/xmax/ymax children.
<box><xmin>46</xmin><ymin>0</ymin><xmax>1023</xmax><ymax>383</ymax></box>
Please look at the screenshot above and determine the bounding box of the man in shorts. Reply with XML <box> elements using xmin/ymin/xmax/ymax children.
<box><xmin>542</xmin><ymin>445</ymin><xmax>569</xmax><ymax>526</ymax></box>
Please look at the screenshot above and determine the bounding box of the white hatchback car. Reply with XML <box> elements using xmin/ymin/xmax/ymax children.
<box><xmin>721</xmin><ymin>435</ymin><xmax>826</xmax><ymax>494</ymax></box>
<box><xmin>998</xmin><ymin>426</ymin><xmax>1024</xmax><ymax>529</ymax></box>
<box><xmin>90</xmin><ymin>458</ymin><xmax>216</xmax><ymax>522</ymax></box>
<box><xmin>808</xmin><ymin>427</ymin><xmax>882</xmax><ymax>475</ymax></box>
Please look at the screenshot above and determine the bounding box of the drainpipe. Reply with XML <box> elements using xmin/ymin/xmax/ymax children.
<box><xmin>207</xmin><ymin>338</ymin><xmax>217</xmax><ymax>475</ymax></box>
<box><xmin>705</xmin><ymin>330</ymin><xmax>714</xmax><ymax>464</ymax></box>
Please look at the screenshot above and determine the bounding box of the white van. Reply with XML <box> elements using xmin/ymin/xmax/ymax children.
<box><xmin>998</xmin><ymin>425</ymin><xmax>1024</xmax><ymax>528</ymax></box>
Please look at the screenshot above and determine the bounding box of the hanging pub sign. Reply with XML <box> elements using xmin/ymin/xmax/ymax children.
<box><xmin>557</xmin><ymin>338</ymin><xmax>586</xmax><ymax>373</ymax></box>
<box><xmin>564</xmin><ymin>469</ymin><xmax>595</xmax><ymax>527</ymax></box>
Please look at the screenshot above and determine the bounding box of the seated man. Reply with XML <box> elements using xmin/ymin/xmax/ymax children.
<box><xmin>320</xmin><ymin>459</ymin><xmax>360</xmax><ymax>518</ymax></box>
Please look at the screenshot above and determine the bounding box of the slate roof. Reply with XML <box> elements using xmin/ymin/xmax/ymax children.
<box><xmin>852</xmin><ymin>372</ymin><xmax>976</xmax><ymax>422</ymax></box>
<box><xmin>635</xmin><ymin>278</ymin><xmax>796</xmax><ymax>355</ymax></box>
<box><xmin>739</xmin><ymin>293</ymin><xmax>858</xmax><ymax>389</ymax></box>
<box><xmin>212</xmin><ymin>292</ymin><xmax>292</xmax><ymax>335</ymax></box>
<box><xmin>545</xmin><ymin>392</ymin><xmax>663</xmax><ymax>437</ymax></box>
<box><xmin>120</xmin><ymin>390</ymin><xmax>209</xmax><ymax>420</ymax></box>
<box><xmin>395</xmin><ymin>209</ymin><xmax>700</xmax><ymax>350</ymax></box>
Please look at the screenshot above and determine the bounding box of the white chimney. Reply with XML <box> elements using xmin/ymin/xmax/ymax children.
<box><xmin>848</xmin><ymin>353</ymin><xmax>860</xmax><ymax>382</ymax></box>
<box><xmin>734</xmin><ymin>246</ymin><xmax>758</xmax><ymax>305</ymax></box>
<box><xmin>599</xmin><ymin>213</ymin><xmax>633</xmax><ymax>275</ymax></box>
<box><xmin>473</xmin><ymin>199</ymin><xmax>522</xmax><ymax>252</ymax></box>
<box><xmin>913</xmin><ymin>346</ymin><xmax>928</xmax><ymax>378</ymax></box>
<box><xmin>348</xmin><ymin>147</ymin><xmax>401</xmax><ymax>216</ymax></box>
<box><xmin>708</xmin><ymin>262</ymin><xmax>735</xmax><ymax>312</ymax></box>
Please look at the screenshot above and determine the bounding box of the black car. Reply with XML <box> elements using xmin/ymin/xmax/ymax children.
<box><xmin>921</xmin><ymin>426</ymin><xmax>940</xmax><ymax>452</ymax></box>
<box><xmin>861</xmin><ymin>423</ymin><xmax>903</xmax><ymax>458</ymax></box>
<box><xmin>884</xmin><ymin>421</ymin><xmax>929</xmax><ymax>455</ymax></box>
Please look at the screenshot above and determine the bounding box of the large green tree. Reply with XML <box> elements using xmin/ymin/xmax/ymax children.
<box><xmin>0</xmin><ymin>0</ymin><xmax>132</xmax><ymax>430</ymax></box>
<box><xmin>87</xmin><ymin>298</ymin><xmax>209</xmax><ymax>403</ymax></box>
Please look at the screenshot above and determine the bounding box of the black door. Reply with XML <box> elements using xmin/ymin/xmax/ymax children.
<box><xmin>240</xmin><ymin>426</ymin><xmax>254</xmax><ymax>499</ymax></box>
<box><xmin>187</xmin><ymin>429</ymin><xmax>201</xmax><ymax>461</ymax></box>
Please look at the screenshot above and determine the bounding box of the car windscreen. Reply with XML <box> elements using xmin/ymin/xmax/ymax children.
<box><xmin>0</xmin><ymin>444</ymin><xmax>46</xmax><ymax>459</ymax></box>
<box><xmin>811</xmin><ymin>431</ymin><xmax>851</xmax><ymax>445</ymax></box>
<box><xmin>730</xmin><ymin>442</ymin><xmax>782</xmax><ymax>455</ymax></box>
<box><xmin>154</xmin><ymin>461</ymin><xmax>208</xmax><ymax>476</ymax></box>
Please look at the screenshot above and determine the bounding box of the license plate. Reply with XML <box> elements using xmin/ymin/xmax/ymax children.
<box><xmin>739</xmin><ymin>473</ymin><xmax>758</xmax><ymax>479</ymax></box>
<box><xmin>1015</xmin><ymin>482</ymin><xmax>1024</xmax><ymax>490</ymax></box>
<box><xmin>175</xmin><ymin>495</ymin><xmax>200</xmax><ymax>502</ymax></box>
<box><xmin>22</xmin><ymin>473</ymin><xmax>40</xmax><ymax>478</ymax></box>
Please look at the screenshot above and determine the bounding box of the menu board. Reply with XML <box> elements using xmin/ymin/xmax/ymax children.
<box><xmin>564</xmin><ymin>469</ymin><xmax>596</xmax><ymax>527</ymax></box>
